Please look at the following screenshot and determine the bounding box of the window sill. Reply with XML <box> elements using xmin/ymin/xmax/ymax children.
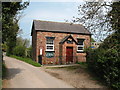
<box><xmin>45</xmin><ymin>51</ymin><xmax>55</xmax><ymax>52</ymax></box>
<box><xmin>77</xmin><ymin>51</ymin><xmax>84</xmax><ymax>53</ymax></box>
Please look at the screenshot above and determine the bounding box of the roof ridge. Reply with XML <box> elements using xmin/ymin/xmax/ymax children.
<box><xmin>33</xmin><ymin>20</ymin><xmax>83</xmax><ymax>26</ymax></box>
<box><xmin>32</xmin><ymin>20</ymin><xmax>91</xmax><ymax>35</ymax></box>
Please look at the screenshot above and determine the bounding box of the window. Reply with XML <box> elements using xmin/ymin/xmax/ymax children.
<box><xmin>77</xmin><ymin>39</ymin><xmax>84</xmax><ymax>52</ymax></box>
<box><xmin>46</xmin><ymin>52</ymin><xmax>54</xmax><ymax>58</ymax></box>
<box><xmin>46</xmin><ymin>37</ymin><xmax>55</xmax><ymax>51</ymax></box>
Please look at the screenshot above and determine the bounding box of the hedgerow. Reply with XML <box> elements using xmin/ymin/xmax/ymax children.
<box><xmin>86</xmin><ymin>32</ymin><xmax>120</xmax><ymax>89</ymax></box>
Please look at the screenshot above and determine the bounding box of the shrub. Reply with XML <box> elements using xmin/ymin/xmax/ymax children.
<box><xmin>103</xmin><ymin>48</ymin><xmax>120</xmax><ymax>89</ymax></box>
<box><xmin>13</xmin><ymin>45</ymin><xmax>26</xmax><ymax>57</ymax></box>
<box><xmin>85</xmin><ymin>32</ymin><xmax>120</xmax><ymax>89</ymax></box>
<box><xmin>2</xmin><ymin>43</ymin><xmax>7</xmax><ymax>52</ymax></box>
<box><xmin>26</xmin><ymin>46</ymin><xmax>32</xmax><ymax>58</ymax></box>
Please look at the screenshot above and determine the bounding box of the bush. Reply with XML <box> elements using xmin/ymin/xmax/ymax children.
<box><xmin>13</xmin><ymin>45</ymin><xmax>26</xmax><ymax>57</ymax></box>
<box><xmin>103</xmin><ymin>48</ymin><xmax>120</xmax><ymax>89</ymax></box>
<box><xmin>26</xmin><ymin>46</ymin><xmax>32</xmax><ymax>58</ymax></box>
<box><xmin>2</xmin><ymin>43</ymin><xmax>7</xmax><ymax>52</ymax></box>
<box><xmin>85</xmin><ymin>32</ymin><xmax>120</xmax><ymax>89</ymax></box>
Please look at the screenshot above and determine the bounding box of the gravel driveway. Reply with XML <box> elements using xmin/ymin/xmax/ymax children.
<box><xmin>2</xmin><ymin>56</ymin><xmax>73</xmax><ymax>88</ymax></box>
<box><xmin>42</xmin><ymin>66</ymin><xmax>107</xmax><ymax>88</ymax></box>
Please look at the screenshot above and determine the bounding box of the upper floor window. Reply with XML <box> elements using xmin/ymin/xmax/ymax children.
<box><xmin>77</xmin><ymin>39</ymin><xmax>84</xmax><ymax>52</ymax></box>
<box><xmin>46</xmin><ymin>37</ymin><xmax>55</xmax><ymax>51</ymax></box>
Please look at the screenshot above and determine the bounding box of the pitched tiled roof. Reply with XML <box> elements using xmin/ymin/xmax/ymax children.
<box><xmin>32</xmin><ymin>20</ymin><xmax>91</xmax><ymax>35</ymax></box>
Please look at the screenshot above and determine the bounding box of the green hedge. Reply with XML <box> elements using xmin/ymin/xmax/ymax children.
<box><xmin>86</xmin><ymin>32</ymin><xmax>120</xmax><ymax>89</ymax></box>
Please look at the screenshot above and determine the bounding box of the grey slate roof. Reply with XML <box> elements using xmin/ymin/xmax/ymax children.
<box><xmin>32</xmin><ymin>20</ymin><xmax>91</xmax><ymax>35</ymax></box>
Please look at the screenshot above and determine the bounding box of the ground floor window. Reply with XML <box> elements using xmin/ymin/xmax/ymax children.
<box><xmin>46</xmin><ymin>52</ymin><xmax>54</xmax><ymax>58</ymax></box>
<box><xmin>77</xmin><ymin>39</ymin><xmax>84</xmax><ymax>52</ymax></box>
<box><xmin>77</xmin><ymin>45</ymin><xmax>84</xmax><ymax>52</ymax></box>
<box><xmin>46</xmin><ymin>37</ymin><xmax>55</xmax><ymax>51</ymax></box>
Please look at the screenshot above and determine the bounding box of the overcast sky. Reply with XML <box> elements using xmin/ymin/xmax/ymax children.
<box><xmin>18</xmin><ymin>2</ymin><xmax>84</xmax><ymax>44</ymax></box>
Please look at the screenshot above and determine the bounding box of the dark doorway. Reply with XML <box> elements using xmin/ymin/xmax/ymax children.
<box><xmin>38</xmin><ymin>55</ymin><xmax>42</xmax><ymax>65</ymax></box>
<box><xmin>66</xmin><ymin>47</ymin><xmax>73</xmax><ymax>64</ymax></box>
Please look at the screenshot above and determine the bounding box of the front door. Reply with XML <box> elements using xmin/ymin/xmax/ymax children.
<box><xmin>66</xmin><ymin>47</ymin><xmax>73</xmax><ymax>64</ymax></box>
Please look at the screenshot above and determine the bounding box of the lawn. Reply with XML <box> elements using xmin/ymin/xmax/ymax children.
<box><xmin>10</xmin><ymin>55</ymin><xmax>41</xmax><ymax>67</ymax></box>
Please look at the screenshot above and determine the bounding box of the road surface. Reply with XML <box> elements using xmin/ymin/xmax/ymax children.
<box><xmin>3</xmin><ymin>56</ymin><xmax>74</xmax><ymax>88</ymax></box>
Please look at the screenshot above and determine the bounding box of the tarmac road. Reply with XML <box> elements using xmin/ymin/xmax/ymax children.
<box><xmin>3</xmin><ymin>56</ymin><xmax>74</xmax><ymax>88</ymax></box>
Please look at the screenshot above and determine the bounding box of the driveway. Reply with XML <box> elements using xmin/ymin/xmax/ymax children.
<box><xmin>2</xmin><ymin>56</ymin><xmax>73</xmax><ymax>88</ymax></box>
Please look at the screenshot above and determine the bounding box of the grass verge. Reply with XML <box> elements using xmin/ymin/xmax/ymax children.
<box><xmin>76</xmin><ymin>62</ymin><xmax>88</xmax><ymax>68</ymax></box>
<box><xmin>10</xmin><ymin>55</ymin><xmax>41</xmax><ymax>67</ymax></box>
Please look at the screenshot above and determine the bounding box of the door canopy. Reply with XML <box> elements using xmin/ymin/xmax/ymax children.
<box><xmin>59</xmin><ymin>35</ymin><xmax>77</xmax><ymax>44</ymax></box>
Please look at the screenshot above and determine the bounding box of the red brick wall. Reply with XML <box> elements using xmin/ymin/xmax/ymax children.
<box><xmin>32</xmin><ymin>29</ymin><xmax>37</xmax><ymax>61</ymax></box>
<box><xmin>33</xmin><ymin>31</ymin><xmax>91</xmax><ymax>64</ymax></box>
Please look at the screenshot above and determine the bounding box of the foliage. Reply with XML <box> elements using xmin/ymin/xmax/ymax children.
<box><xmin>73</xmin><ymin>2</ymin><xmax>112</xmax><ymax>41</ymax></box>
<box><xmin>108</xmin><ymin>1</ymin><xmax>120</xmax><ymax>31</ymax></box>
<box><xmin>91</xmin><ymin>38</ymin><xmax>95</xmax><ymax>42</ymax></box>
<box><xmin>13</xmin><ymin>45</ymin><xmax>26</xmax><ymax>57</ymax></box>
<box><xmin>12</xmin><ymin>37</ymin><xmax>31</xmax><ymax>58</ymax></box>
<box><xmin>26</xmin><ymin>46</ymin><xmax>32</xmax><ymax>58</ymax></box>
<box><xmin>2</xmin><ymin>43</ymin><xmax>7</xmax><ymax>52</ymax></box>
<box><xmin>86</xmin><ymin>31</ymin><xmax>120</xmax><ymax>89</ymax></box>
<box><xmin>16</xmin><ymin>37</ymin><xmax>30</xmax><ymax>48</ymax></box>
<box><xmin>75</xmin><ymin>1</ymin><xmax>120</xmax><ymax>89</ymax></box>
<box><xmin>76</xmin><ymin>62</ymin><xmax>88</xmax><ymax>68</ymax></box>
<box><xmin>10</xmin><ymin>55</ymin><xmax>41</xmax><ymax>67</ymax></box>
<box><xmin>2</xmin><ymin>2</ymin><xmax>29</xmax><ymax>55</ymax></box>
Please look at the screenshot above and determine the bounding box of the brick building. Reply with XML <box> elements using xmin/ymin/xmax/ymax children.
<box><xmin>31</xmin><ymin>20</ymin><xmax>91</xmax><ymax>65</ymax></box>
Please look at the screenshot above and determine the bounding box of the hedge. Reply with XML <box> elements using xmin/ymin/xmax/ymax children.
<box><xmin>86</xmin><ymin>32</ymin><xmax>120</xmax><ymax>89</ymax></box>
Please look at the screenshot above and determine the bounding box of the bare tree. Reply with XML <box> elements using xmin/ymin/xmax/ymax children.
<box><xmin>72</xmin><ymin>1</ymin><xmax>113</xmax><ymax>42</ymax></box>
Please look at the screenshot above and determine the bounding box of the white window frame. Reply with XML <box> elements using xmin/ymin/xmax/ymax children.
<box><xmin>77</xmin><ymin>40</ymin><xmax>84</xmax><ymax>52</ymax></box>
<box><xmin>46</xmin><ymin>39</ymin><xmax>54</xmax><ymax>51</ymax></box>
